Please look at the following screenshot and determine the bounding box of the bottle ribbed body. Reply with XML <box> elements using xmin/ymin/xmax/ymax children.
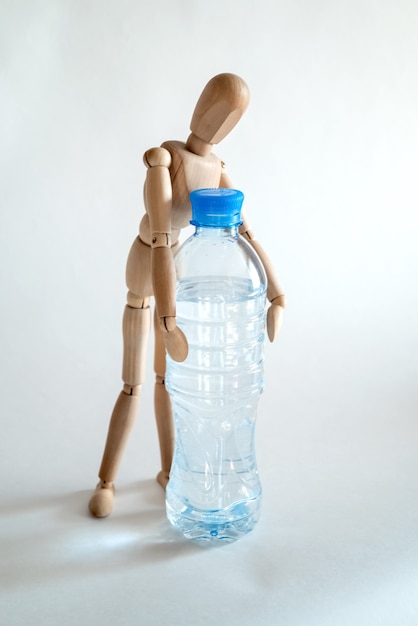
<box><xmin>165</xmin><ymin>223</ymin><xmax>267</xmax><ymax>543</ymax></box>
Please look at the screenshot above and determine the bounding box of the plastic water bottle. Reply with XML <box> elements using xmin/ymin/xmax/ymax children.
<box><xmin>165</xmin><ymin>188</ymin><xmax>267</xmax><ymax>543</ymax></box>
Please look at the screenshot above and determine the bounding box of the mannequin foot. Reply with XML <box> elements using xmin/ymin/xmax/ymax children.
<box><xmin>88</xmin><ymin>480</ymin><xmax>115</xmax><ymax>518</ymax></box>
<box><xmin>156</xmin><ymin>470</ymin><xmax>169</xmax><ymax>490</ymax></box>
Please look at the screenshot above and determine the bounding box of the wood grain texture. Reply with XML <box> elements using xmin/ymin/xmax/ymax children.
<box><xmin>122</xmin><ymin>305</ymin><xmax>151</xmax><ymax>387</ymax></box>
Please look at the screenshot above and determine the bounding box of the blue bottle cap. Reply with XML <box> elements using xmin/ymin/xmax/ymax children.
<box><xmin>190</xmin><ymin>188</ymin><xmax>244</xmax><ymax>228</ymax></box>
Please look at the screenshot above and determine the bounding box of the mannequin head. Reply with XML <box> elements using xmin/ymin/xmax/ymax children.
<box><xmin>189</xmin><ymin>73</ymin><xmax>250</xmax><ymax>145</ymax></box>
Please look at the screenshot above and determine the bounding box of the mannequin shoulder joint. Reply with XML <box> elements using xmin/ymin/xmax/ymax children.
<box><xmin>143</xmin><ymin>146</ymin><xmax>172</xmax><ymax>169</ymax></box>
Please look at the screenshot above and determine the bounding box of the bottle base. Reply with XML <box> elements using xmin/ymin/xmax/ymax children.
<box><xmin>166</xmin><ymin>499</ymin><xmax>261</xmax><ymax>544</ymax></box>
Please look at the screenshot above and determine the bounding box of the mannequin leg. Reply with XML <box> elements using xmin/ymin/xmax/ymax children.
<box><xmin>89</xmin><ymin>302</ymin><xmax>151</xmax><ymax>517</ymax></box>
<box><xmin>153</xmin><ymin>307</ymin><xmax>175</xmax><ymax>489</ymax></box>
<box><xmin>89</xmin><ymin>235</ymin><xmax>153</xmax><ymax>517</ymax></box>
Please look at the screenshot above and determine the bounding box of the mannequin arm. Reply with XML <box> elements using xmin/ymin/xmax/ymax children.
<box><xmin>240</xmin><ymin>211</ymin><xmax>286</xmax><ymax>341</ymax></box>
<box><xmin>144</xmin><ymin>147</ymin><xmax>188</xmax><ymax>361</ymax></box>
<box><xmin>219</xmin><ymin>168</ymin><xmax>286</xmax><ymax>341</ymax></box>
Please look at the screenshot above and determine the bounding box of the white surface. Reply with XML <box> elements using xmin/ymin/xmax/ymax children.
<box><xmin>1</xmin><ymin>1</ymin><xmax>418</xmax><ymax>624</ymax></box>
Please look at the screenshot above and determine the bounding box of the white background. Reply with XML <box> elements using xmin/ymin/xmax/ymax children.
<box><xmin>1</xmin><ymin>1</ymin><xmax>417</xmax><ymax>624</ymax></box>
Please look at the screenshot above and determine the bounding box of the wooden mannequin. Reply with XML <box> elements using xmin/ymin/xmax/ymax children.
<box><xmin>89</xmin><ymin>73</ymin><xmax>286</xmax><ymax>517</ymax></box>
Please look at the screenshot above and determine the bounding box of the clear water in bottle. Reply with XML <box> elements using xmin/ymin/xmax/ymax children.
<box><xmin>165</xmin><ymin>188</ymin><xmax>267</xmax><ymax>543</ymax></box>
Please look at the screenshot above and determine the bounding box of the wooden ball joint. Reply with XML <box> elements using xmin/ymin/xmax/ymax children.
<box><xmin>88</xmin><ymin>73</ymin><xmax>286</xmax><ymax>518</ymax></box>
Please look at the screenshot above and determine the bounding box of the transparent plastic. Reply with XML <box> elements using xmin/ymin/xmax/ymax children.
<box><xmin>165</xmin><ymin>189</ymin><xmax>267</xmax><ymax>543</ymax></box>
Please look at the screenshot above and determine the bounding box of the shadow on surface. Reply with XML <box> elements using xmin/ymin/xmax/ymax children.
<box><xmin>0</xmin><ymin>479</ymin><xmax>202</xmax><ymax>590</ymax></box>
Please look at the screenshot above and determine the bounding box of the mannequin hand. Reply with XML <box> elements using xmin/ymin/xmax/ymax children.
<box><xmin>266</xmin><ymin>303</ymin><xmax>284</xmax><ymax>342</ymax></box>
<box><xmin>161</xmin><ymin>316</ymin><xmax>188</xmax><ymax>361</ymax></box>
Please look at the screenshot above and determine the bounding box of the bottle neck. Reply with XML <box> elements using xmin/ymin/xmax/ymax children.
<box><xmin>194</xmin><ymin>225</ymin><xmax>239</xmax><ymax>238</ymax></box>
